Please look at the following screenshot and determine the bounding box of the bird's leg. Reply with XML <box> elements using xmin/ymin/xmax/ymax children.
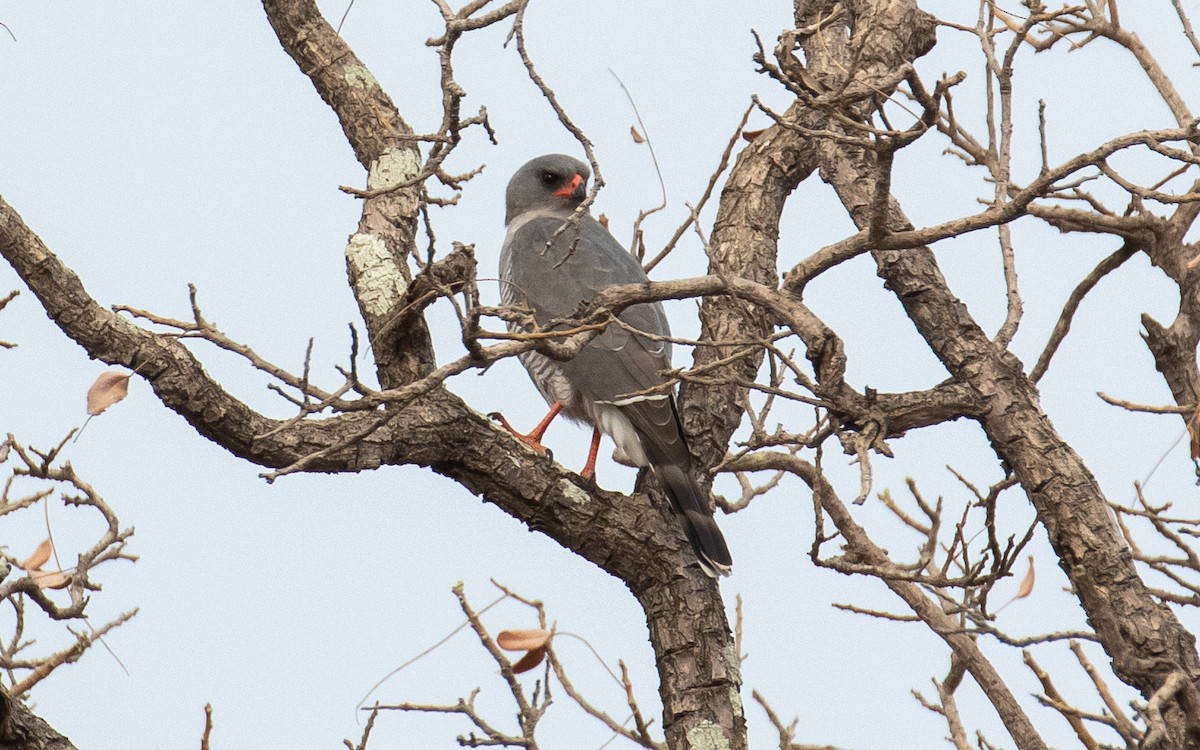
<box><xmin>488</xmin><ymin>402</ymin><xmax>563</xmax><ymax>456</ymax></box>
<box><xmin>580</xmin><ymin>426</ymin><xmax>602</xmax><ymax>481</ymax></box>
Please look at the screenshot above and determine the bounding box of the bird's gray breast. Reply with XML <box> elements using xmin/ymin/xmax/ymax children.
<box><xmin>499</xmin><ymin>211</ymin><xmax>674</xmax><ymax>428</ymax></box>
<box><xmin>499</xmin><ymin>211</ymin><xmax>588</xmax><ymax>415</ymax></box>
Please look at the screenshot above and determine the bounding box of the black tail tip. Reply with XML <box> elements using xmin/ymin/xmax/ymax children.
<box><xmin>686</xmin><ymin>513</ymin><xmax>733</xmax><ymax>578</ymax></box>
<box><xmin>654</xmin><ymin>463</ymin><xmax>733</xmax><ymax>578</ymax></box>
<box><xmin>697</xmin><ymin>554</ymin><xmax>733</xmax><ymax>578</ymax></box>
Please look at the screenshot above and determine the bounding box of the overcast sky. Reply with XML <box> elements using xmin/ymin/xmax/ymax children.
<box><xmin>1</xmin><ymin>2</ymin><xmax>1198</xmax><ymax>748</ymax></box>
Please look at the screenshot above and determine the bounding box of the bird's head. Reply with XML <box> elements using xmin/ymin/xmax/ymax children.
<box><xmin>505</xmin><ymin>154</ymin><xmax>591</xmax><ymax>225</ymax></box>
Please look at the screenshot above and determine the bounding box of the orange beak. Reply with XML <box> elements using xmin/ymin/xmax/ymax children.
<box><xmin>553</xmin><ymin>173</ymin><xmax>583</xmax><ymax>198</ymax></box>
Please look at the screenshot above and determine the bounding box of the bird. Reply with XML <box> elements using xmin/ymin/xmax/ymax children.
<box><xmin>493</xmin><ymin>153</ymin><xmax>732</xmax><ymax>577</ymax></box>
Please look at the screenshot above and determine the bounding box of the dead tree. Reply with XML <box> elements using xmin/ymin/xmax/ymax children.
<box><xmin>4</xmin><ymin>1</ymin><xmax>1200</xmax><ymax>748</ymax></box>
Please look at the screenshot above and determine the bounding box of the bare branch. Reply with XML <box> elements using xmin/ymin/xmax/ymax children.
<box><xmin>1030</xmin><ymin>242</ymin><xmax>1139</xmax><ymax>382</ymax></box>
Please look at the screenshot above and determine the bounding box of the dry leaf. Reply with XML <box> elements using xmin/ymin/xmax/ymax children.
<box><xmin>630</xmin><ymin>126</ymin><xmax>645</xmax><ymax>144</ymax></box>
<box><xmin>511</xmin><ymin>646</ymin><xmax>547</xmax><ymax>674</ymax></box>
<box><xmin>87</xmin><ymin>371</ymin><xmax>131</xmax><ymax>416</ymax></box>
<box><xmin>497</xmin><ymin>628</ymin><xmax>552</xmax><ymax>651</ymax></box>
<box><xmin>30</xmin><ymin>569</ymin><xmax>70</xmax><ymax>590</ymax></box>
<box><xmin>21</xmin><ymin>539</ymin><xmax>52</xmax><ymax>571</ymax></box>
<box><xmin>598</xmin><ymin>213</ymin><xmax>609</xmax><ymax>230</ymax></box>
<box><xmin>741</xmin><ymin>128</ymin><xmax>765</xmax><ymax>142</ymax></box>
<box><xmin>1015</xmin><ymin>555</ymin><xmax>1036</xmax><ymax>599</ymax></box>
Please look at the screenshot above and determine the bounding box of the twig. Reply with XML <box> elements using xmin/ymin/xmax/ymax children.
<box><xmin>355</xmin><ymin>590</ymin><xmax>508</xmax><ymax>712</ymax></box>
<box><xmin>200</xmin><ymin>703</ymin><xmax>214</xmax><ymax>750</ymax></box>
<box><xmin>913</xmin><ymin>673</ymin><xmax>972</xmax><ymax>750</ymax></box>
<box><xmin>510</xmin><ymin>1</ymin><xmax>602</xmax><ymax>197</ymax></box>
<box><xmin>7</xmin><ymin>608</ymin><xmax>137</xmax><ymax>697</ymax></box>
<box><xmin>608</xmin><ymin>70</ymin><xmax>667</xmax><ymax>261</ymax></box>
<box><xmin>344</xmin><ymin>703</ymin><xmax>381</xmax><ymax>750</ymax></box>
<box><xmin>831</xmin><ymin>602</ymin><xmax>921</xmax><ymax>622</ymax></box>
<box><xmin>1096</xmin><ymin>392</ymin><xmax>1193</xmax><ymax>415</ymax></box>
<box><xmin>546</xmin><ymin>645</ymin><xmax>659</xmax><ymax>749</ymax></box>
<box><xmin>1143</xmin><ymin>671</ymin><xmax>1191</xmax><ymax>749</ymax></box>
<box><xmin>1171</xmin><ymin>0</ymin><xmax>1200</xmax><ymax>61</ymax></box>
<box><xmin>644</xmin><ymin>102</ymin><xmax>754</xmax><ymax>273</ymax></box>
<box><xmin>1022</xmin><ymin>650</ymin><xmax>1099</xmax><ymax>750</ymax></box>
<box><xmin>452</xmin><ymin>583</ymin><xmax>538</xmax><ymax>730</ymax></box>
<box><xmin>1068</xmin><ymin>640</ymin><xmax>1141</xmax><ymax>744</ymax></box>
<box><xmin>1030</xmin><ymin>242</ymin><xmax>1138</xmax><ymax>382</ymax></box>
<box><xmin>752</xmin><ymin>690</ymin><xmax>798</xmax><ymax>749</ymax></box>
<box><xmin>335</xmin><ymin>0</ymin><xmax>356</xmax><ymax>34</ymax></box>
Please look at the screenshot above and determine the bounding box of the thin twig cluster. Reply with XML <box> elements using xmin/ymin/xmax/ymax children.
<box><xmin>351</xmin><ymin>581</ymin><xmax>661</xmax><ymax>750</ymax></box>
<box><xmin>0</xmin><ymin>433</ymin><xmax>137</xmax><ymax>698</ymax></box>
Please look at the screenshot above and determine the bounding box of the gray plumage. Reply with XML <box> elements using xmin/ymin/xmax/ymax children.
<box><xmin>500</xmin><ymin>154</ymin><xmax>732</xmax><ymax>577</ymax></box>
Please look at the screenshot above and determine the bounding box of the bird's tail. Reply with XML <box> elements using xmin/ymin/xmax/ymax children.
<box><xmin>654</xmin><ymin>463</ymin><xmax>733</xmax><ymax>577</ymax></box>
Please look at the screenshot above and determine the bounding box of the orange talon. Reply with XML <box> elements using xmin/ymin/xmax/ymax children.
<box><xmin>489</xmin><ymin>402</ymin><xmax>563</xmax><ymax>455</ymax></box>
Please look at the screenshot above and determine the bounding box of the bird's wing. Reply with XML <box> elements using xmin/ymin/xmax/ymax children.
<box><xmin>503</xmin><ymin>214</ymin><xmax>688</xmax><ymax>464</ymax></box>
<box><xmin>503</xmin><ymin>211</ymin><xmax>730</xmax><ymax>575</ymax></box>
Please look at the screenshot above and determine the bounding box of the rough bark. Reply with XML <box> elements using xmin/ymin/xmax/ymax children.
<box><xmin>6</xmin><ymin>0</ymin><xmax>1199</xmax><ymax>748</ymax></box>
<box><xmin>0</xmin><ymin>1</ymin><xmax>749</xmax><ymax>744</ymax></box>
<box><xmin>0</xmin><ymin>693</ymin><xmax>76</xmax><ymax>750</ymax></box>
<box><xmin>1142</xmin><ymin>210</ymin><xmax>1200</xmax><ymax>412</ymax></box>
<box><xmin>796</xmin><ymin>0</ymin><xmax>1200</xmax><ymax>744</ymax></box>
<box><xmin>263</xmin><ymin>0</ymin><xmax>433</xmax><ymax>387</ymax></box>
<box><xmin>867</xmin><ymin>189</ymin><xmax>1200</xmax><ymax>744</ymax></box>
<box><xmin>272</xmin><ymin>3</ymin><xmax>748</xmax><ymax>746</ymax></box>
<box><xmin>733</xmin><ymin>450</ymin><xmax>1047</xmax><ymax>750</ymax></box>
<box><xmin>0</xmin><ymin>187</ymin><xmax>753</xmax><ymax>749</ymax></box>
<box><xmin>681</xmin><ymin>111</ymin><xmax>816</xmax><ymax>469</ymax></box>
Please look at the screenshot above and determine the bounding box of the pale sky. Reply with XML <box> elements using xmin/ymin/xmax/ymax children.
<box><xmin>1</xmin><ymin>2</ymin><xmax>1198</xmax><ymax>748</ymax></box>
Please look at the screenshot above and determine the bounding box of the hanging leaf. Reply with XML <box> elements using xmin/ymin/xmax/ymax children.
<box><xmin>87</xmin><ymin>371</ymin><xmax>132</xmax><ymax>416</ymax></box>
<box><xmin>30</xmin><ymin>569</ymin><xmax>70</xmax><ymax>590</ymax></box>
<box><xmin>1015</xmin><ymin>555</ymin><xmax>1036</xmax><ymax>599</ymax></box>
<box><xmin>630</xmin><ymin>126</ymin><xmax>645</xmax><ymax>144</ymax></box>
<box><xmin>741</xmin><ymin>128</ymin><xmax>765</xmax><ymax>142</ymax></box>
<box><xmin>497</xmin><ymin>628</ymin><xmax>551</xmax><ymax>674</ymax></box>
<box><xmin>511</xmin><ymin>646</ymin><xmax>547</xmax><ymax>674</ymax></box>
<box><xmin>20</xmin><ymin>539</ymin><xmax>52</xmax><ymax>571</ymax></box>
<box><xmin>497</xmin><ymin>629</ymin><xmax>551</xmax><ymax>651</ymax></box>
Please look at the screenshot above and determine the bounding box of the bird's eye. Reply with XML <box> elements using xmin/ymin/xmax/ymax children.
<box><xmin>540</xmin><ymin>171</ymin><xmax>557</xmax><ymax>185</ymax></box>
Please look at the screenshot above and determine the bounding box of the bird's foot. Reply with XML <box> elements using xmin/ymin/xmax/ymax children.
<box><xmin>577</xmin><ymin>472</ymin><xmax>602</xmax><ymax>491</ymax></box>
<box><xmin>488</xmin><ymin>411</ymin><xmax>553</xmax><ymax>459</ymax></box>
